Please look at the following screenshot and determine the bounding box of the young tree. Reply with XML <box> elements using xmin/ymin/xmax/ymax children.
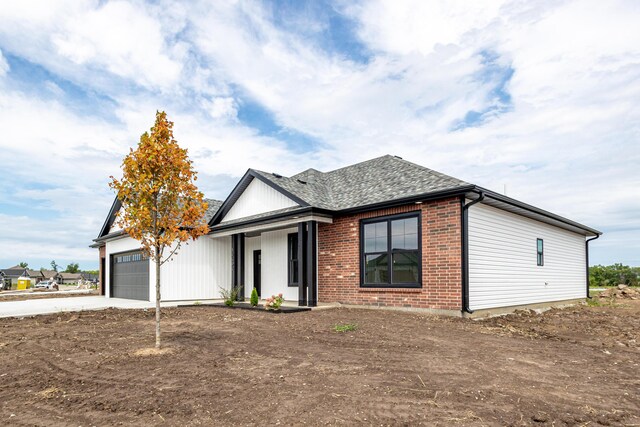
<box><xmin>65</xmin><ymin>263</ymin><xmax>80</xmax><ymax>274</ymax></box>
<box><xmin>110</xmin><ymin>111</ymin><xmax>209</xmax><ymax>349</ymax></box>
<box><xmin>50</xmin><ymin>260</ymin><xmax>59</xmax><ymax>272</ymax></box>
<box><xmin>18</xmin><ymin>262</ymin><xmax>28</xmax><ymax>268</ymax></box>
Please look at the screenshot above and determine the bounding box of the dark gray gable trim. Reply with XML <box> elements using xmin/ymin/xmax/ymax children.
<box><xmin>209</xmin><ymin>169</ymin><xmax>309</xmax><ymax>226</ymax></box>
<box><xmin>97</xmin><ymin>197</ymin><xmax>122</xmax><ymax>239</ymax></box>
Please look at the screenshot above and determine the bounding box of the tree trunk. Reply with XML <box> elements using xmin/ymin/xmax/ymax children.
<box><xmin>155</xmin><ymin>249</ymin><xmax>161</xmax><ymax>349</ymax></box>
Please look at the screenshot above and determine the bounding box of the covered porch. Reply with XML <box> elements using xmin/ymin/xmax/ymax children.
<box><xmin>211</xmin><ymin>215</ymin><xmax>332</xmax><ymax>307</ymax></box>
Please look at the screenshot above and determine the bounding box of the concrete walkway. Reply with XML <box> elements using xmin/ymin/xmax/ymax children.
<box><xmin>0</xmin><ymin>296</ymin><xmax>191</xmax><ymax>319</ymax></box>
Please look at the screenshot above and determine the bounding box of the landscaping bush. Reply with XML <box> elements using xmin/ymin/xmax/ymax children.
<box><xmin>219</xmin><ymin>286</ymin><xmax>239</xmax><ymax>307</ymax></box>
<box><xmin>250</xmin><ymin>288</ymin><xmax>259</xmax><ymax>307</ymax></box>
<box><xmin>265</xmin><ymin>293</ymin><xmax>284</xmax><ymax>310</ymax></box>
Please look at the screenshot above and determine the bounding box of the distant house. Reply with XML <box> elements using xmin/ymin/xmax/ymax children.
<box><xmin>41</xmin><ymin>270</ymin><xmax>64</xmax><ymax>283</ymax></box>
<box><xmin>26</xmin><ymin>270</ymin><xmax>45</xmax><ymax>285</ymax></box>
<box><xmin>0</xmin><ymin>267</ymin><xmax>29</xmax><ymax>287</ymax></box>
<box><xmin>59</xmin><ymin>272</ymin><xmax>83</xmax><ymax>284</ymax></box>
<box><xmin>80</xmin><ymin>272</ymin><xmax>98</xmax><ymax>282</ymax></box>
<box><xmin>0</xmin><ymin>270</ymin><xmax>7</xmax><ymax>289</ymax></box>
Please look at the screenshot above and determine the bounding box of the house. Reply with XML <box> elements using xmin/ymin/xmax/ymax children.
<box><xmin>59</xmin><ymin>272</ymin><xmax>84</xmax><ymax>284</ymax></box>
<box><xmin>92</xmin><ymin>155</ymin><xmax>601</xmax><ymax>316</ymax></box>
<box><xmin>26</xmin><ymin>270</ymin><xmax>45</xmax><ymax>286</ymax></box>
<box><xmin>0</xmin><ymin>267</ymin><xmax>29</xmax><ymax>288</ymax></box>
<box><xmin>40</xmin><ymin>270</ymin><xmax>64</xmax><ymax>283</ymax></box>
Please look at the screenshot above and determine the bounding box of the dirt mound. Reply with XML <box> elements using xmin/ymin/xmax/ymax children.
<box><xmin>598</xmin><ymin>284</ymin><xmax>640</xmax><ymax>300</ymax></box>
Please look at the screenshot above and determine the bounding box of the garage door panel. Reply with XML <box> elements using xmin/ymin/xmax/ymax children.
<box><xmin>111</xmin><ymin>251</ymin><xmax>149</xmax><ymax>301</ymax></box>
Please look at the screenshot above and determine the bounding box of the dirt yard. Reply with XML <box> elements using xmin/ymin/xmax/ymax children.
<box><xmin>0</xmin><ymin>300</ymin><xmax>638</xmax><ymax>426</ymax></box>
<box><xmin>0</xmin><ymin>290</ymin><xmax>98</xmax><ymax>302</ymax></box>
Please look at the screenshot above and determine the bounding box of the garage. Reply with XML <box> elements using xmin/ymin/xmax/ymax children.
<box><xmin>111</xmin><ymin>251</ymin><xmax>149</xmax><ymax>301</ymax></box>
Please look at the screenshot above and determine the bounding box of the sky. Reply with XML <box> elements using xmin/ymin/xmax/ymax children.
<box><xmin>0</xmin><ymin>0</ymin><xmax>638</xmax><ymax>271</ymax></box>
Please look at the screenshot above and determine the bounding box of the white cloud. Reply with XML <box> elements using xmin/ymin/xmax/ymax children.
<box><xmin>0</xmin><ymin>0</ymin><xmax>639</xmax><ymax>267</ymax></box>
<box><xmin>0</xmin><ymin>48</ymin><xmax>8</xmax><ymax>76</ymax></box>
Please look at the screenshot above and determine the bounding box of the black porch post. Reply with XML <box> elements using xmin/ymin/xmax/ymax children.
<box><xmin>305</xmin><ymin>221</ymin><xmax>318</xmax><ymax>307</ymax></box>
<box><xmin>231</xmin><ymin>233</ymin><xmax>245</xmax><ymax>301</ymax></box>
<box><xmin>297</xmin><ymin>222</ymin><xmax>307</xmax><ymax>306</ymax></box>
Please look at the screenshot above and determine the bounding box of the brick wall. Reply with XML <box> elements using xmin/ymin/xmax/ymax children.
<box><xmin>317</xmin><ymin>197</ymin><xmax>462</xmax><ymax>311</ymax></box>
<box><xmin>98</xmin><ymin>245</ymin><xmax>106</xmax><ymax>296</ymax></box>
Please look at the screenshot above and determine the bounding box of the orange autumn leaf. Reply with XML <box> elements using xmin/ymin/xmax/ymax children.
<box><xmin>109</xmin><ymin>111</ymin><xmax>209</xmax><ymax>264</ymax></box>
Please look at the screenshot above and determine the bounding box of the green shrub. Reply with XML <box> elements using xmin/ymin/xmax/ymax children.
<box><xmin>219</xmin><ymin>286</ymin><xmax>239</xmax><ymax>307</ymax></box>
<box><xmin>334</xmin><ymin>323</ymin><xmax>357</xmax><ymax>333</ymax></box>
<box><xmin>250</xmin><ymin>288</ymin><xmax>259</xmax><ymax>307</ymax></box>
<box><xmin>265</xmin><ymin>293</ymin><xmax>284</xmax><ymax>310</ymax></box>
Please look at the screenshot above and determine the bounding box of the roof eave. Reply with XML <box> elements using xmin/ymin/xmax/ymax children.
<box><xmin>335</xmin><ymin>186</ymin><xmax>476</xmax><ymax>215</ymax></box>
<box><xmin>469</xmin><ymin>187</ymin><xmax>602</xmax><ymax>237</ymax></box>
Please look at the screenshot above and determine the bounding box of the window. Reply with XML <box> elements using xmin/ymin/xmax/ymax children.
<box><xmin>361</xmin><ymin>213</ymin><xmax>421</xmax><ymax>287</ymax></box>
<box><xmin>114</xmin><ymin>252</ymin><xmax>147</xmax><ymax>263</ymax></box>
<box><xmin>287</xmin><ymin>233</ymin><xmax>299</xmax><ymax>286</ymax></box>
<box><xmin>537</xmin><ymin>238</ymin><xmax>544</xmax><ymax>266</ymax></box>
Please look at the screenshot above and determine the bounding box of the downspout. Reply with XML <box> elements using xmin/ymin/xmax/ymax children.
<box><xmin>585</xmin><ymin>234</ymin><xmax>600</xmax><ymax>299</ymax></box>
<box><xmin>461</xmin><ymin>191</ymin><xmax>485</xmax><ymax>314</ymax></box>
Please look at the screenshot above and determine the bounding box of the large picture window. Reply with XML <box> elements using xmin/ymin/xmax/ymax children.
<box><xmin>361</xmin><ymin>213</ymin><xmax>421</xmax><ymax>287</ymax></box>
<box><xmin>287</xmin><ymin>233</ymin><xmax>299</xmax><ymax>286</ymax></box>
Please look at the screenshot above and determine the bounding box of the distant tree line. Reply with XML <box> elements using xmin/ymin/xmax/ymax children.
<box><xmin>589</xmin><ymin>263</ymin><xmax>639</xmax><ymax>287</ymax></box>
<box><xmin>16</xmin><ymin>260</ymin><xmax>95</xmax><ymax>275</ymax></box>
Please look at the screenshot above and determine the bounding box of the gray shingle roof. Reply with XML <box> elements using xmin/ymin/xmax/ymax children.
<box><xmin>0</xmin><ymin>268</ymin><xmax>28</xmax><ymax>277</ymax></box>
<box><xmin>252</xmin><ymin>155</ymin><xmax>470</xmax><ymax>211</ymax></box>
<box><xmin>204</xmin><ymin>199</ymin><xmax>223</xmax><ymax>222</ymax></box>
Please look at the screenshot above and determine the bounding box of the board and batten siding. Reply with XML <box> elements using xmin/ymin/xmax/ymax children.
<box><xmin>468</xmin><ymin>203</ymin><xmax>586</xmax><ymax>310</ymax></box>
<box><xmin>222</xmin><ymin>178</ymin><xmax>298</xmax><ymax>222</ymax></box>
<box><xmin>260</xmin><ymin>227</ymin><xmax>298</xmax><ymax>302</ymax></box>
<box><xmin>158</xmin><ymin>236</ymin><xmax>232</xmax><ymax>301</ymax></box>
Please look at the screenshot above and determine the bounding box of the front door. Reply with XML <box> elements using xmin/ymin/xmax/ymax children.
<box><xmin>253</xmin><ymin>250</ymin><xmax>261</xmax><ymax>296</ymax></box>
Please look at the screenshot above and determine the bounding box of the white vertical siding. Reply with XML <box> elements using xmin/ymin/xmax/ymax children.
<box><xmin>243</xmin><ymin>236</ymin><xmax>261</xmax><ymax>298</ymax></box>
<box><xmin>105</xmin><ymin>236</ymin><xmax>146</xmax><ymax>299</ymax></box>
<box><xmin>157</xmin><ymin>236</ymin><xmax>232</xmax><ymax>301</ymax></box>
<box><xmin>222</xmin><ymin>178</ymin><xmax>298</xmax><ymax>222</ymax></box>
<box><xmin>106</xmin><ymin>235</ymin><xmax>232</xmax><ymax>302</ymax></box>
<box><xmin>468</xmin><ymin>203</ymin><xmax>587</xmax><ymax>310</ymax></box>
<box><xmin>261</xmin><ymin>227</ymin><xmax>299</xmax><ymax>302</ymax></box>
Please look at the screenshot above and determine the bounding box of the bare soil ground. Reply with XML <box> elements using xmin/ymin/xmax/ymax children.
<box><xmin>0</xmin><ymin>301</ymin><xmax>638</xmax><ymax>426</ymax></box>
<box><xmin>0</xmin><ymin>290</ymin><xmax>98</xmax><ymax>302</ymax></box>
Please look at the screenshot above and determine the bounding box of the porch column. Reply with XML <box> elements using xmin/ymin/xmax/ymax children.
<box><xmin>305</xmin><ymin>221</ymin><xmax>318</xmax><ymax>307</ymax></box>
<box><xmin>297</xmin><ymin>222</ymin><xmax>307</xmax><ymax>306</ymax></box>
<box><xmin>231</xmin><ymin>233</ymin><xmax>245</xmax><ymax>301</ymax></box>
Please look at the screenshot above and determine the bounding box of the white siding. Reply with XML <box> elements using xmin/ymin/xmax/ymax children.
<box><xmin>222</xmin><ymin>178</ymin><xmax>298</xmax><ymax>222</ymax></box>
<box><xmin>468</xmin><ymin>203</ymin><xmax>586</xmax><ymax>310</ymax></box>
<box><xmin>105</xmin><ymin>236</ymin><xmax>146</xmax><ymax>299</ymax></box>
<box><xmin>158</xmin><ymin>236</ymin><xmax>232</xmax><ymax>301</ymax></box>
<box><xmin>105</xmin><ymin>235</ymin><xmax>232</xmax><ymax>302</ymax></box>
<box><xmin>243</xmin><ymin>236</ymin><xmax>261</xmax><ymax>298</ymax></box>
<box><xmin>261</xmin><ymin>227</ymin><xmax>299</xmax><ymax>302</ymax></box>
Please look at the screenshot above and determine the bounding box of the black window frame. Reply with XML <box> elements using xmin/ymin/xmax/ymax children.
<box><xmin>287</xmin><ymin>232</ymin><xmax>300</xmax><ymax>287</ymax></box>
<box><xmin>360</xmin><ymin>211</ymin><xmax>422</xmax><ymax>288</ymax></box>
<box><xmin>536</xmin><ymin>238</ymin><xmax>544</xmax><ymax>266</ymax></box>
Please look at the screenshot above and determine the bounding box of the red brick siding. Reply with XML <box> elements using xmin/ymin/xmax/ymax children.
<box><xmin>317</xmin><ymin>197</ymin><xmax>462</xmax><ymax>310</ymax></box>
<box><xmin>98</xmin><ymin>246</ymin><xmax>106</xmax><ymax>295</ymax></box>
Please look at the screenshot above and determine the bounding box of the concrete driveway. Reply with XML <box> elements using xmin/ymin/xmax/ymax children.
<box><xmin>0</xmin><ymin>296</ymin><xmax>190</xmax><ymax>318</ymax></box>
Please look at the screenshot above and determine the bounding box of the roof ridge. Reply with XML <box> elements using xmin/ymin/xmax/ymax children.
<box><xmin>387</xmin><ymin>156</ymin><xmax>469</xmax><ymax>185</ymax></box>
<box><xmin>323</xmin><ymin>154</ymin><xmax>394</xmax><ymax>175</ymax></box>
